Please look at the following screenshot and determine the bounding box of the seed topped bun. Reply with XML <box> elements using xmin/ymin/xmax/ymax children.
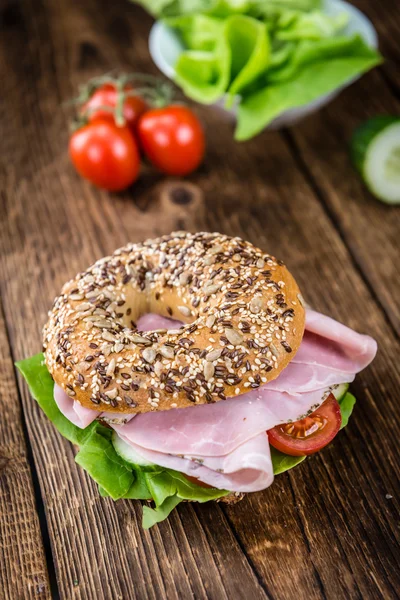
<box><xmin>43</xmin><ymin>232</ymin><xmax>305</xmax><ymax>414</ymax></box>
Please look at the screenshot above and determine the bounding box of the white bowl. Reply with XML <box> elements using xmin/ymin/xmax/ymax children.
<box><xmin>149</xmin><ymin>0</ymin><xmax>378</xmax><ymax>129</ymax></box>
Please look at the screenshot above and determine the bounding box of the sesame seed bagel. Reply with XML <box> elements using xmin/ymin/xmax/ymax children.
<box><xmin>43</xmin><ymin>232</ymin><xmax>305</xmax><ymax>414</ymax></box>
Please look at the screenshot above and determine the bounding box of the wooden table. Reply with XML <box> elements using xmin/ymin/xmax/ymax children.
<box><xmin>1</xmin><ymin>0</ymin><xmax>399</xmax><ymax>598</ymax></box>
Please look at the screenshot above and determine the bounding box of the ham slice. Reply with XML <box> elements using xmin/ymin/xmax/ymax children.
<box><xmin>54</xmin><ymin>384</ymin><xmax>99</xmax><ymax>428</ymax></box>
<box><xmin>53</xmin><ymin>309</ymin><xmax>376</xmax><ymax>492</ymax></box>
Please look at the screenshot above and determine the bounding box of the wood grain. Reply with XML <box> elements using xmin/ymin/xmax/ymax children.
<box><xmin>0</xmin><ymin>0</ymin><xmax>399</xmax><ymax>598</ymax></box>
<box><xmin>352</xmin><ymin>0</ymin><xmax>400</xmax><ymax>92</ymax></box>
<box><xmin>0</xmin><ymin>297</ymin><xmax>50</xmax><ymax>600</ymax></box>
<box><xmin>285</xmin><ymin>68</ymin><xmax>400</xmax><ymax>333</ymax></box>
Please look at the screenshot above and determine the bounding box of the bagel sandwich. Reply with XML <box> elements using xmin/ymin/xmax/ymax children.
<box><xmin>17</xmin><ymin>232</ymin><xmax>377</xmax><ymax>528</ymax></box>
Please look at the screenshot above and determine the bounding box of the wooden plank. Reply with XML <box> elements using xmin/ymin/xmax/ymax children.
<box><xmin>0</xmin><ymin>3</ymin><xmax>268</xmax><ymax>598</ymax></box>
<box><xmin>352</xmin><ymin>0</ymin><xmax>400</xmax><ymax>90</ymax></box>
<box><xmin>200</xmin><ymin>127</ymin><xmax>400</xmax><ymax>599</ymax></box>
<box><xmin>0</xmin><ymin>298</ymin><xmax>51</xmax><ymax>599</ymax></box>
<box><xmin>285</xmin><ymin>68</ymin><xmax>400</xmax><ymax>333</ymax></box>
<box><xmin>0</xmin><ymin>0</ymin><xmax>399</xmax><ymax>598</ymax></box>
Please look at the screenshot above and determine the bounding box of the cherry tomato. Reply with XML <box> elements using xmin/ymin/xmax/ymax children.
<box><xmin>267</xmin><ymin>394</ymin><xmax>342</xmax><ymax>457</ymax></box>
<box><xmin>137</xmin><ymin>105</ymin><xmax>205</xmax><ymax>176</ymax></box>
<box><xmin>184</xmin><ymin>475</ymin><xmax>213</xmax><ymax>489</ymax></box>
<box><xmin>82</xmin><ymin>83</ymin><xmax>147</xmax><ymax>130</ymax></box>
<box><xmin>69</xmin><ymin>119</ymin><xmax>140</xmax><ymax>191</ymax></box>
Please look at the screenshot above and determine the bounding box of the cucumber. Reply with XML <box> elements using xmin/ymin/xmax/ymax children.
<box><xmin>112</xmin><ymin>432</ymin><xmax>154</xmax><ymax>469</ymax></box>
<box><xmin>351</xmin><ymin>116</ymin><xmax>400</xmax><ymax>204</ymax></box>
<box><xmin>331</xmin><ymin>383</ymin><xmax>349</xmax><ymax>402</ymax></box>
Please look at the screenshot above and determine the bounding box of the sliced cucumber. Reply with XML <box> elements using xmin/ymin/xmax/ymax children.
<box><xmin>331</xmin><ymin>383</ymin><xmax>349</xmax><ymax>402</ymax></box>
<box><xmin>112</xmin><ymin>432</ymin><xmax>154</xmax><ymax>469</ymax></box>
<box><xmin>351</xmin><ymin>116</ymin><xmax>400</xmax><ymax>204</ymax></box>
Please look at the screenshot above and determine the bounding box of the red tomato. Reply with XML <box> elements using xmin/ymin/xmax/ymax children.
<box><xmin>267</xmin><ymin>394</ymin><xmax>342</xmax><ymax>456</ymax></box>
<box><xmin>137</xmin><ymin>105</ymin><xmax>205</xmax><ymax>176</ymax></box>
<box><xmin>82</xmin><ymin>83</ymin><xmax>147</xmax><ymax>130</ymax></box>
<box><xmin>184</xmin><ymin>475</ymin><xmax>213</xmax><ymax>489</ymax></box>
<box><xmin>69</xmin><ymin>119</ymin><xmax>140</xmax><ymax>191</ymax></box>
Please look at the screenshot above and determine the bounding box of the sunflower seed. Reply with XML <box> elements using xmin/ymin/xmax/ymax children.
<box><xmin>131</xmin><ymin>334</ymin><xmax>151</xmax><ymax>345</ymax></box>
<box><xmin>206</xmin><ymin>314</ymin><xmax>216</xmax><ymax>328</ymax></box>
<box><xmin>250</xmin><ymin>297</ymin><xmax>263</xmax><ymax>314</ymax></box>
<box><xmin>178</xmin><ymin>306</ymin><xmax>192</xmax><ymax>317</ymax></box>
<box><xmin>256</xmin><ymin>258</ymin><xmax>265</xmax><ymax>269</ymax></box>
<box><xmin>224</xmin><ymin>328</ymin><xmax>244</xmax><ymax>346</ymax></box>
<box><xmin>105</xmin><ymin>388</ymin><xmax>118</xmax><ymax>400</ymax></box>
<box><xmin>106</xmin><ymin>358</ymin><xmax>116</xmax><ymax>377</ymax></box>
<box><xmin>154</xmin><ymin>361</ymin><xmax>163</xmax><ymax>377</ymax></box>
<box><xmin>160</xmin><ymin>345</ymin><xmax>174</xmax><ymax>359</ymax></box>
<box><xmin>102</xmin><ymin>330</ymin><xmax>116</xmax><ymax>342</ymax></box>
<box><xmin>204</xmin><ymin>283</ymin><xmax>220</xmax><ymax>295</ymax></box>
<box><xmin>203</xmin><ymin>361</ymin><xmax>215</xmax><ymax>380</ymax></box>
<box><xmin>76</xmin><ymin>302</ymin><xmax>92</xmax><ymax>312</ymax></box>
<box><xmin>206</xmin><ymin>349</ymin><xmax>222</xmax><ymax>362</ymax></box>
<box><xmin>179</xmin><ymin>272</ymin><xmax>190</xmax><ymax>285</ymax></box>
<box><xmin>270</xmin><ymin>343</ymin><xmax>279</xmax><ymax>357</ymax></box>
<box><xmin>142</xmin><ymin>348</ymin><xmax>156</xmax><ymax>364</ymax></box>
<box><xmin>93</xmin><ymin>319</ymin><xmax>113</xmax><ymax>329</ymax></box>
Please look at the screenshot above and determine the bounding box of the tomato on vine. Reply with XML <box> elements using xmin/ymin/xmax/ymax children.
<box><xmin>82</xmin><ymin>83</ymin><xmax>148</xmax><ymax>132</ymax></box>
<box><xmin>69</xmin><ymin>73</ymin><xmax>205</xmax><ymax>191</ymax></box>
<box><xmin>138</xmin><ymin>105</ymin><xmax>205</xmax><ymax>176</ymax></box>
<box><xmin>69</xmin><ymin>119</ymin><xmax>140</xmax><ymax>191</ymax></box>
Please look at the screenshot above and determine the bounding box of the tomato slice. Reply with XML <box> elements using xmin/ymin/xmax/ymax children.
<box><xmin>184</xmin><ymin>475</ymin><xmax>213</xmax><ymax>489</ymax></box>
<box><xmin>267</xmin><ymin>393</ymin><xmax>342</xmax><ymax>456</ymax></box>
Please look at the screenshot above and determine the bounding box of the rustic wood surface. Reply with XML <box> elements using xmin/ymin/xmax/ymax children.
<box><xmin>0</xmin><ymin>0</ymin><xmax>399</xmax><ymax>598</ymax></box>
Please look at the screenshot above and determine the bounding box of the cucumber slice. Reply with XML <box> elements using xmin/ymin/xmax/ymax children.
<box><xmin>112</xmin><ymin>432</ymin><xmax>154</xmax><ymax>469</ymax></box>
<box><xmin>331</xmin><ymin>383</ymin><xmax>349</xmax><ymax>402</ymax></box>
<box><xmin>351</xmin><ymin>116</ymin><xmax>400</xmax><ymax>204</ymax></box>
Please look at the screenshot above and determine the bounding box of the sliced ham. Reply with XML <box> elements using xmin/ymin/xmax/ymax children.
<box><xmin>112</xmin><ymin>386</ymin><xmax>329</xmax><ymax>457</ymax></box>
<box><xmin>294</xmin><ymin>309</ymin><xmax>377</xmax><ymax>373</ymax></box>
<box><xmin>114</xmin><ymin>430</ymin><xmax>273</xmax><ymax>492</ymax></box>
<box><xmin>53</xmin><ymin>309</ymin><xmax>377</xmax><ymax>493</ymax></box>
<box><xmin>54</xmin><ymin>384</ymin><xmax>99</xmax><ymax>428</ymax></box>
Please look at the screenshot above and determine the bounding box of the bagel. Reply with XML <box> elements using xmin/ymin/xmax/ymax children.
<box><xmin>43</xmin><ymin>232</ymin><xmax>305</xmax><ymax>414</ymax></box>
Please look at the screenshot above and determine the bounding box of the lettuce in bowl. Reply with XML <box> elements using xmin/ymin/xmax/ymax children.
<box><xmin>143</xmin><ymin>0</ymin><xmax>381</xmax><ymax>137</ymax></box>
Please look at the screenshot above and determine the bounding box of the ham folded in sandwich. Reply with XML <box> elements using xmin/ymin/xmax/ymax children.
<box><xmin>53</xmin><ymin>309</ymin><xmax>377</xmax><ymax>493</ymax></box>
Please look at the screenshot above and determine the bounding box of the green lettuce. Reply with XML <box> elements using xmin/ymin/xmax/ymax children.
<box><xmin>236</xmin><ymin>35</ymin><xmax>381</xmax><ymax>139</ymax></box>
<box><xmin>339</xmin><ymin>392</ymin><xmax>356</xmax><ymax>429</ymax></box>
<box><xmin>172</xmin><ymin>14</ymin><xmax>271</xmax><ymax>104</ymax></box>
<box><xmin>16</xmin><ymin>353</ymin><xmax>357</xmax><ymax>528</ymax></box>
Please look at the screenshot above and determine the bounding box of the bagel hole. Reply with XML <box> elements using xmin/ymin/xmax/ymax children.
<box><xmin>136</xmin><ymin>313</ymin><xmax>184</xmax><ymax>333</ymax></box>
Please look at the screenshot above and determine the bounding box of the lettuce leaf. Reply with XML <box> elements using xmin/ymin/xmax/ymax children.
<box><xmin>142</xmin><ymin>496</ymin><xmax>182</xmax><ymax>529</ymax></box>
<box><xmin>144</xmin><ymin>468</ymin><xmax>228</xmax><ymax>504</ymax></box>
<box><xmin>339</xmin><ymin>392</ymin><xmax>356</xmax><ymax>429</ymax></box>
<box><xmin>166</xmin><ymin>14</ymin><xmax>222</xmax><ymax>51</ymax></box>
<box><xmin>173</xmin><ymin>14</ymin><xmax>271</xmax><ymax>104</ymax></box>
<box><xmin>236</xmin><ymin>35</ymin><xmax>381</xmax><ymax>139</ymax></box>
